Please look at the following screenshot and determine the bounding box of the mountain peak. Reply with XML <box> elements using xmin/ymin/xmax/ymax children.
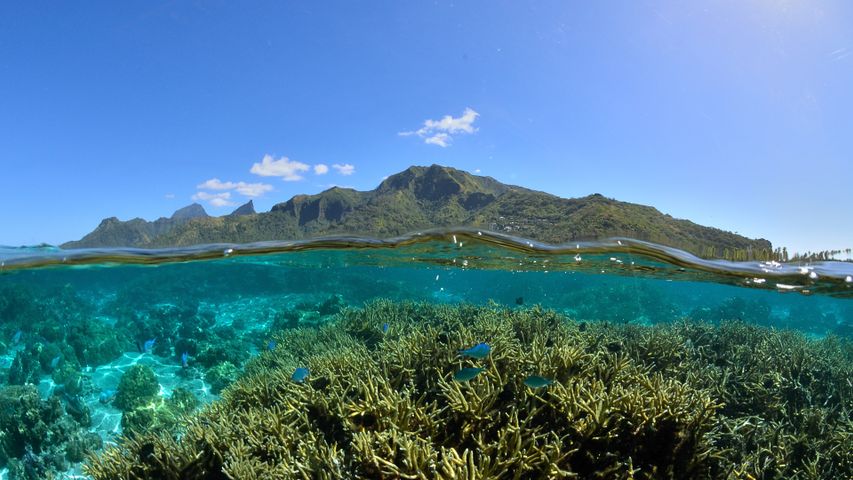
<box><xmin>376</xmin><ymin>164</ymin><xmax>509</xmax><ymax>200</ymax></box>
<box><xmin>62</xmin><ymin>164</ymin><xmax>773</xmax><ymax>260</ymax></box>
<box><xmin>228</xmin><ymin>200</ymin><xmax>256</xmax><ymax>217</ymax></box>
<box><xmin>171</xmin><ymin>203</ymin><xmax>209</xmax><ymax>221</ymax></box>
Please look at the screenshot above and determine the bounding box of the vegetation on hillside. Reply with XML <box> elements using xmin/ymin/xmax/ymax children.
<box><xmin>63</xmin><ymin>165</ymin><xmax>774</xmax><ymax>260</ymax></box>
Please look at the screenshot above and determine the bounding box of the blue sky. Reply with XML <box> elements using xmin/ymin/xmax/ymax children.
<box><xmin>1</xmin><ymin>1</ymin><xmax>851</xmax><ymax>253</ymax></box>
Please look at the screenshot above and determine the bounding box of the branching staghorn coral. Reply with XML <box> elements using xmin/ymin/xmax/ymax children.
<box><xmin>85</xmin><ymin>300</ymin><xmax>853</xmax><ymax>479</ymax></box>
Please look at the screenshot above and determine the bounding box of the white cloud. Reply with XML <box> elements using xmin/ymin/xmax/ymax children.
<box><xmin>196</xmin><ymin>178</ymin><xmax>273</xmax><ymax>197</ymax></box>
<box><xmin>314</xmin><ymin>164</ymin><xmax>329</xmax><ymax>175</ymax></box>
<box><xmin>235</xmin><ymin>183</ymin><xmax>272</xmax><ymax>197</ymax></box>
<box><xmin>250</xmin><ymin>154</ymin><xmax>310</xmax><ymax>181</ymax></box>
<box><xmin>399</xmin><ymin>107</ymin><xmax>480</xmax><ymax>147</ymax></box>
<box><xmin>197</xmin><ymin>178</ymin><xmax>235</xmax><ymax>190</ymax></box>
<box><xmin>192</xmin><ymin>191</ymin><xmax>236</xmax><ymax>207</ymax></box>
<box><xmin>164</xmin><ymin>193</ymin><xmax>175</xmax><ymax>199</ymax></box>
<box><xmin>332</xmin><ymin>163</ymin><xmax>355</xmax><ymax>175</ymax></box>
<box><xmin>423</xmin><ymin>107</ymin><xmax>479</xmax><ymax>134</ymax></box>
<box><xmin>424</xmin><ymin>133</ymin><xmax>450</xmax><ymax>147</ymax></box>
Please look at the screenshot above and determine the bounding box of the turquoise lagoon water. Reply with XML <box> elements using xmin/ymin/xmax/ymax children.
<box><xmin>0</xmin><ymin>229</ymin><xmax>852</xmax><ymax>478</ymax></box>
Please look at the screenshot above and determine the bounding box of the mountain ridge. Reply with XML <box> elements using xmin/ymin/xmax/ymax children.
<box><xmin>62</xmin><ymin>165</ymin><xmax>773</xmax><ymax>259</ymax></box>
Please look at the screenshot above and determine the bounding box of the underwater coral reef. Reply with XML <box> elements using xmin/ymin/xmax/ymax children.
<box><xmin>0</xmin><ymin>277</ymin><xmax>360</xmax><ymax>479</ymax></box>
<box><xmin>84</xmin><ymin>300</ymin><xmax>853</xmax><ymax>479</ymax></box>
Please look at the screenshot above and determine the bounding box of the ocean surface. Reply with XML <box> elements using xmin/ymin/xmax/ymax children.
<box><xmin>0</xmin><ymin>229</ymin><xmax>851</xmax><ymax>479</ymax></box>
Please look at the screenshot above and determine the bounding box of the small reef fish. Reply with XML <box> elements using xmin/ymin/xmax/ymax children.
<box><xmin>453</xmin><ymin>367</ymin><xmax>484</xmax><ymax>382</ymax></box>
<box><xmin>99</xmin><ymin>389</ymin><xmax>117</xmax><ymax>404</ymax></box>
<box><xmin>181</xmin><ymin>352</ymin><xmax>189</xmax><ymax>367</ymax></box>
<box><xmin>267</xmin><ymin>340</ymin><xmax>277</xmax><ymax>351</ymax></box>
<box><xmin>50</xmin><ymin>355</ymin><xmax>62</xmax><ymax>369</ymax></box>
<box><xmin>12</xmin><ymin>330</ymin><xmax>22</xmax><ymax>344</ymax></box>
<box><xmin>291</xmin><ymin>367</ymin><xmax>310</xmax><ymax>383</ymax></box>
<box><xmin>381</xmin><ymin>323</ymin><xmax>390</xmax><ymax>333</ymax></box>
<box><xmin>458</xmin><ymin>343</ymin><xmax>491</xmax><ymax>359</ymax></box>
<box><xmin>143</xmin><ymin>338</ymin><xmax>156</xmax><ymax>353</ymax></box>
<box><xmin>523</xmin><ymin>376</ymin><xmax>554</xmax><ymax>389</ymax></box>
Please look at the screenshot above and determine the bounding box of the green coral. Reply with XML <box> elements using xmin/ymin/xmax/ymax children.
<box><xmin>204</xmin><ymin>361</ymin><xmax>240</xmax><ymax>394</ymax></box>
<box><xmin>121</xmin><ymin>387</ymin><xmax>200</xmax><ymax>438</ymax></box>
<box><xmin>0</xmin><ymin>385</ymin><xmax>92</xmax><ymax>478</ymax></box>
<box><xmin>114</xmin><ymin>364</ymin><xmax>160</xmax><ymax>411</ymax></box>
<box><xmin>85</xmin><ymin>301</ymin><xmax>853</xmax><ymax>479</ymax></box>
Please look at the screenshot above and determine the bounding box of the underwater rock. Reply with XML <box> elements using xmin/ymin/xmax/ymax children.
<box><xmin>114</xmin><ymin>364</ymin><xmax>160</xmax><ymax>411</ymax></box>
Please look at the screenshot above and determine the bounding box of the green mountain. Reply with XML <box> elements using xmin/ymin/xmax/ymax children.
<box><xmin>62</xmin><ymin>165</ymin><xmax>772</xmax><ymax>259</ymax></box>
<box><xmin>228</xmin><ymin>200</ymin><xmax>256</xmax><ymax>217</ymax></box>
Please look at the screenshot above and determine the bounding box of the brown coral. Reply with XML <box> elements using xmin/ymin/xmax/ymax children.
<box><xmin>85</xmin><ymin>300</ymin><xmax>853</xmax><ymax>479</ymax></box>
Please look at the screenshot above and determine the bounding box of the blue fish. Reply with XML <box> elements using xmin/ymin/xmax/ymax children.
<box><xmin>382</xmin><ymin>322</ymin><xmax>390</xmax><ymax>333</ymax></box>
<box><xmin>523</xmin><ymin>376</ymin><xmax>554</xmax><ymax>389</ymax></box>
<box><xmin>11</xmin><ymin>330</ymin><xmax>22</xmax><ymax>344</ymax></box>
<box><xmin>267</xmin><ymin>340</ymin><xmax>277</xmax><ymax>351</ymax></box>
<box><xmin>291</xmin><ymin>367</ymin><xmax>310</xmax><ymax>383</ymax></box>
<box><xmin>181</xmin><ymin>351</ymin><xmax>189</xmax><ymax>368</ymax></box>
<box><xmin>458</xmin><ymin>343</ymin><xmax>491</xmax><ymax>359</ymax></box>
<box><xmin>99</xmin><ymin>389</ymin><xmax>117</xmax><ymax>404</ymax></box>
<box><xmin>143</xmin><ymin>338</ymin><xmax>156</xmax><ymax>353</ymax></box>
<box><xmin>453</xmin><ymin>367</ymin><xmax>484</xmax><ymax>382</ymax></box>
<box><xmin>50</xmin><ymin>355</ymin><xmax>62</xmax><ymax>370</ymax></box>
